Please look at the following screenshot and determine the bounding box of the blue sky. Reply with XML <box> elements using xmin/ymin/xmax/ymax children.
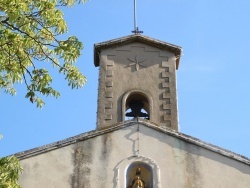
<box><xmin>1</xmin><ymin>0</ymin><xmax>250</xmax><ymax>158</ymax></box>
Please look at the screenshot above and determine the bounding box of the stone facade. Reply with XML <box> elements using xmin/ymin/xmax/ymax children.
<box><xmin>18</xmin><ymin>120</ymin><xmax>250</xmax><ymax>188</ymax></box>
<box><xmin>17</xmin><ymin>35</ymin><xmax>250</xmax><ymax>187</ymax></box>
<box><xmin>94</xmin><ymin>35</ymin><xmax>181</xmax><ymax>131</ymax></box>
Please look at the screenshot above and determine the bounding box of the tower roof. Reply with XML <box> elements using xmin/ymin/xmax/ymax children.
<box><xmin>94</xmin><ymin>34</ymin><xmax>182</xmax><ymax>69</ymax></box>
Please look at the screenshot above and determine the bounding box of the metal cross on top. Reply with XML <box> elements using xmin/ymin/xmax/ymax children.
<box><xmin>132</xmin><ymin>0</ymin><xmax>143</xmax><ymax>34</ymax></box>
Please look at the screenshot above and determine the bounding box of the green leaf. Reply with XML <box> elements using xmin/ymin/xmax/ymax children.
<box><xmin>0</xmin><ymin>156</ymin><xmax>23</xmax><ymax>188</ymax></box>
<box><xmin>0</xmin><ymin>0</ymin><xmax>87</xmax><ymax>108</ymax></box>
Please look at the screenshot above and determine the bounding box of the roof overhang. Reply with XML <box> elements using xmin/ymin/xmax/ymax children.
<box><xmin>15</xmin><ymin>119</ymin><xmax>250</xmax><ymax>165</ymax></box>
<box><xmin>94</xmin><ymin>34</ymin><xmax>182</xmax><ymax>69</ymax></box>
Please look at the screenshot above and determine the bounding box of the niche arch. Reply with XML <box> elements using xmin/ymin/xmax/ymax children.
<box><xmin>113</xmin><ymin>155</ymin><xmax>161</xmax><ymax>188</ymax></box>
<box><xmin>126</xmin><ymin>162</ymin><xmax>153</xmax><ymax>188</ymax></box>
<box><xmin>122</xmin><ymin>90</ymin><xmax>153</xmax><ymax>121</ymax></box>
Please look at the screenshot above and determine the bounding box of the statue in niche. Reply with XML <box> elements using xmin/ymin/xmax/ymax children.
<box><xmin>128</xmin><ymin>167</ymin><xmax>147</xmax><ymax>188</ymax></box>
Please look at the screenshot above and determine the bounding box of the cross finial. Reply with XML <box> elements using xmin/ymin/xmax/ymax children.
<box><xmin>131</xmin><ymin>0</ymin><xmax>143</xmax><ymax>34</ymax></box>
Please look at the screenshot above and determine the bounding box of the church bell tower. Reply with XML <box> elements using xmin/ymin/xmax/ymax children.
<box><xmin>94</xmin><ymin>34</ymin><xmax>182</xmax><ymax>131</ymax></box>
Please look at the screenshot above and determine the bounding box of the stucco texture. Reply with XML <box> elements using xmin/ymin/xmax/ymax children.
<box><xmin>96</xmin><ymin>42</ymin><xmax>179</xmax><ymax>130</ymax></box>
<box><xmin>19</xmin><ymin>122</ymin><xmax>250</xmax><ymax>188</ymax></box>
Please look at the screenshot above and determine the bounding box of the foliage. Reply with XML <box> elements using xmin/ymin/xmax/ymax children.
<box><xmin>0</xmin><ymin>0</ymin><xmax>87</xmax><ymax>108</ymax></box>
<box><xmin>0</xmin><ymin>134</ymin><xmax>23</xmax><ymax>188</ymax></box>
<box><xmin>0</xmin><ymin>156</ymin><xmax>23</xmax><ymax>188</ymax></box>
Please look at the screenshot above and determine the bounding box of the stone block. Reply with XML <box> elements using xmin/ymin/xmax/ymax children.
<box><xmin>162</xmin><ymin>92</ymin><xmax>170</xmax><ymax>99</ymax></box>
<box><xmin>105</xmin><ymin>80</ymin><xmax>113</xmax><ymax>87</ymax></box>
<box><xmin>165</xmin><ymin>109</ymin><xmax>171</xmax><ymax>115</ymax></box>
<box><xmin>162</xmin><ymin>61</ymin><xmax>168</xmax><ymax>67</ymax></box>
<box><xmin>106</xmin><ymin>70</ymin><xmax>113</xmax><ymax>77</ymax></box>
<box><xmin>162</xmin><ymin>104</ymin><xmax>170</xmax><ymax>110</ymax></box>
<box><xmin>161</xmin><ymin>72</ymin><xmax>169</xmax><ymax>79</ymax></box>
<box><xmin>105</xmin><ymin>114</ymin><xmax>112</xmax><ymax>120</ymax></box>
<box><xmin>105</xmin><ymin>101</ymin><xmax>112</xmax><ymax>109</ymax></box>
<box><xmin>105</xmin><ymin>92</ymin><xmax>113</xmax><ymax>98</ymax></box>
<box><xmin>162</xmin><ymin>83</ymin><xmax>169</xmax><ymax>88</ymax></box>
<box><xmin>106</xmin><ymin>61</ymin><xmax>114</xmax><ymax>66</ymax></box>
<box><xmin>165</xmin><ymin>98</ymin><xmax>170</xmax><ymax>104</ymax></box>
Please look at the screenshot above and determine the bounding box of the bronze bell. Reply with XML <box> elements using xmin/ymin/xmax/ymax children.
<box><xmin>125</xmin><ymin>100</ymin><xmax>148</xmax><ymax>118</ymax></box>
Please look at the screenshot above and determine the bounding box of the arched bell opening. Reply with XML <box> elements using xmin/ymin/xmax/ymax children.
<box><xmin>122</xmin><ymin>90</ymin><xmax>153</xmax><ymax>121</ymax></box>
<box><xmin>126</xmin><ymin>162</ymin><xmax>153</xmax><ymax>188</ymax></box>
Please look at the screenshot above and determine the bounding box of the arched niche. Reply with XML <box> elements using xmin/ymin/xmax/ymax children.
<box><xmin>113</xmin><ymin>155</ymin><xmax>161</xmax><ymax>188</ymax></box>
<box><xmin>126</xmin><ymin>162</ymin><xmax>153</xmax><ymax>188</ymax></box>
<box><xmin>122</xmin><ymin>90</ymin><xmax>153</xmax><ymax>121</ymax></box>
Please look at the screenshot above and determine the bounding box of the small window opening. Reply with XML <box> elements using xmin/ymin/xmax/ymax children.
<box><xmin>125</xmin><ymin>93</ymin><xmax>150</xmax><ymax>120</ymax></box>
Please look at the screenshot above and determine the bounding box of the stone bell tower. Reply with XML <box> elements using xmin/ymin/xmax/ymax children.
<box><xmin>94</xmin><ymin>34</ymin><xmax>182</xmax><ymax>131</ymax></box>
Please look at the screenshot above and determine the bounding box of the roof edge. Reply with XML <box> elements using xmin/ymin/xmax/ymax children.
<box><xmin>14</xmin><ymin>119</ymin><xmax>250</xmax><ymax>165</ymax></box>
<box><xmin>94</xmin><ymin>34</ymin><xmax>182</xmax><ymax>69</ymax></box>
<box><xmin>139</xmin><ymin>120</ymin><xmax>250</xmax><ymax>165</ymax></box>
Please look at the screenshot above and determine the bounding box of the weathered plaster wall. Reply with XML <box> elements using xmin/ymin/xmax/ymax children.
<box><xmin>19</xmin><ymin>145</ymin><xmax>74</xmax><ymax>188</ymax></box>
<box><xmin>19</xmin><ymin>123</ymin><xmax>250</xmax><ymax>188</ymax></box>
<box><xmin>139</xmin><ymin>125</ymin><xmax>250</xmax><ymax>188</ymax></box>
